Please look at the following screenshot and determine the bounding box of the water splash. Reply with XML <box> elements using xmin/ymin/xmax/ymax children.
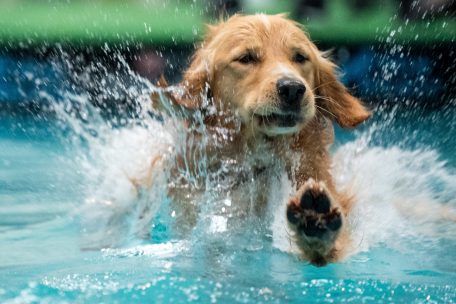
<box><xmin>270</xmin><ymin>104</ymin><xmax>456</xmax><ymax>260</ymax></box>
<box><xmin>48</xmin><ymin>51</ymin><xmax>456</xmax><ymax>263</ymax></box>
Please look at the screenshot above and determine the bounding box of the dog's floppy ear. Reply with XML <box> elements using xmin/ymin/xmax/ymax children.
<box><xmin>151</xmin><ymin>24</ymin><xmax>216</xmax><ymax>114</ymax></box>
<box><xmin>177</xmin><ymin>47</ymin><xmax>212</xmax><ymax>109</ymax></box>
<box><xmin>315</xmin><ymin>53</ymin><xmax>370</xmax><ymax>128</ymax></box>
<box><xmin>177</xmin><ymin>23</ymin><xmax>220</xmax><ymax>110</ymax></box>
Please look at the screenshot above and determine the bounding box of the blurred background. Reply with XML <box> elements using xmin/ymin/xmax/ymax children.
<box><xmin>0</xmin><ymin>0</ymin><xmax>454</xmax><ymax>114</ymax></box>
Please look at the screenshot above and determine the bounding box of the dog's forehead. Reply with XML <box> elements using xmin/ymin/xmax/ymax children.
<box><xmin>212</xmin><ymin>14</ymin><xmax>310</xmax><ymax>48</ymax></box>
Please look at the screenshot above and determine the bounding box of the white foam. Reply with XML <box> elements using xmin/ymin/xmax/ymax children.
<box><xmin>101</xmin><ymin>241</ymin><xmax>188</xmax><ymax>258</ymax></box>
<box><xmin>271</xmin><ymin>135</ymin><xmax>456</xmax><ymax>257</ymax></box>
<box><xmin>51</xmin><ymin>63</ymin><xmax>455</xmax><ymax>259</ymax></box>
<box><xmin>335</xmin><ymin>141</ymin><xmax>456</xmax><ymax>253</ymax></box>
<box><xmin>78</xmin><ymin>121</ymin><xmax>176</xmax><ymax>248</ymax></box>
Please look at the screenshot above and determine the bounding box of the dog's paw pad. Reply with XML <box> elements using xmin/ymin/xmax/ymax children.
<box><xmin>287</xmin><ymin>186</ymin><xmax>342</xmax><ymax>239</ymax></box>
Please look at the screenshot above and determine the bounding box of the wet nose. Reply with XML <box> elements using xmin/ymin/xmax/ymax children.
<box><xmin>276</xmin><ymin>78</ymin><xmax>306</xmax><ymax>110</ymax></box>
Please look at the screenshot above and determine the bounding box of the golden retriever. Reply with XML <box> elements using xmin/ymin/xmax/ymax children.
<box><xmin>149</xmin><ymin>13</ymin><xmax>370</xmax><ymax>266</ymax></box>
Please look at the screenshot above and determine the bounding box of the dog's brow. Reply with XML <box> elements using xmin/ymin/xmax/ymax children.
<box><xmin>232</xmin><ymin>46</ymin><xmax>262</xmax><ymax>57</ymax></box>
<box><xmin>291</xmin><ymin>47</ymin><xmax>310</xmax><ymax>57</ymax></box>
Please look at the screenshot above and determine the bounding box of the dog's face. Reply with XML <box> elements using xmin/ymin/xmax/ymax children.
<box><xmin>210</xmin><ymin>15</ymin><xmax>318</xmax><ymax>136</ymax></box>
<box><xmin>178</xmin><ymin>14</ymin><xmax>369</xmax><ymax>136</ymax></box>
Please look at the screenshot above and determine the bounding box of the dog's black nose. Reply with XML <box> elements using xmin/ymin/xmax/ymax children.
<box><xmin>276</xmin><ymin>78</ymin><xmax>306</xmax><ymax>110</ymax></box>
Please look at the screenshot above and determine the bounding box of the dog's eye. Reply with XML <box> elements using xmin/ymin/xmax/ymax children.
<box><xmin>293</xmin><ymin>53</ymin><xmax>308</xmax><ymax>64</ymax></box>
<box><xmin>237</xmin><ymin>53</ymin><xmax>257</xmax><ymax>64</ymax></box>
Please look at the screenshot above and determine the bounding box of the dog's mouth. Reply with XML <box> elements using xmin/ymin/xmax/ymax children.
<box><xmin>255</xmin><ymin>112</ymin><xmax>303</xmax><ymax>128</ymax></box>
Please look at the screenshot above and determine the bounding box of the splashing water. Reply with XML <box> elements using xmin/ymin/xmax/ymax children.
<box><xmin>46</xmin><ymin>52</ymin><xmax>456</xmax><ymax>265</ymax></box>
<box><xmin>2</xmin><ymin>50</ymin><xmax>455</xmax><ymax>302</ymax></box>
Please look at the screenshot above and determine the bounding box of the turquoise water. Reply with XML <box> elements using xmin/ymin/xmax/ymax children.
<box><xmin>1</xmin><ymin>98</ymin><xmax>455</xmax><ymax>303</ymax></box>
<box><xmin>1</xmin><ymin>46</ymin><xmax>456</xmax><ymax>302</ymax></box>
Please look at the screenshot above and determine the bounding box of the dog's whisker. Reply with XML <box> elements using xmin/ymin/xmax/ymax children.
<box><xmin>250</xmin><ymin>104</ymin><xmax>264</xmax><ymax>140</ymax></box>
<box><xmin>315</xmin><ymin>105</ymin><xmax>337</xmax><ymax>119</ymax></box>
<box><xmin>314</xmin><ymin>94</ymin><xmax>345</xmax><ymax>111</ymax></box>
<box><xmin>312</xmin><ymin>80</ymin><xmax>339</xmax><ymax>91</ymax></box>
<box><xmin>313</xmin><ymin>94</ymin><xmax>338</xmax><ymax>104</ymax></box>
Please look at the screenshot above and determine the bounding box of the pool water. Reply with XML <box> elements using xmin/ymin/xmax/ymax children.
<box><xmin>1</xmin><ymin>69</ymin><xmax>456</xmax><ymax>303</ymax></box>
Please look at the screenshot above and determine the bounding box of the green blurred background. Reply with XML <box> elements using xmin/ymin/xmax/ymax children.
<box><xmin>0</xmin><ymin>0</ymin><xmax>455</xmax><ymax>108</ymax></box>
<box><xmin>0</xmin><ymin>0</ymin><xmax>454</xmax><ymax>46</ymax></box>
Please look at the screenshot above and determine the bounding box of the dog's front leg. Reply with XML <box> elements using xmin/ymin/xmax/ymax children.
<box><xmin>286</xmin><ymin>177</ymin><xmax>353</xmax><ymax>266</ymax></box>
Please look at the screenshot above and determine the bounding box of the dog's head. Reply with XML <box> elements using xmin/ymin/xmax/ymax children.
<box><xmin>175</xmin><ymin>14</ymin><xmax>369</xmax><ymax>136</ymax></box>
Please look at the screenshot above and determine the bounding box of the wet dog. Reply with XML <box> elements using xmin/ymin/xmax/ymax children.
<box><xmin>149</xmin><ymin>14</ymin><xmax>370</xmax><ymax>266</ymax></box>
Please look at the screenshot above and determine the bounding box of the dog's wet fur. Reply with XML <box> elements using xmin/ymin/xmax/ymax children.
<box><xmin>149</xmin><ymin>14</ymin><xmax>370</xmax><ymax>266</ymax></box>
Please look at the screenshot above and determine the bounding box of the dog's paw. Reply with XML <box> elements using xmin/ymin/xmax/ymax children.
<box><xmin>286</xmin><ymin>180</ymin><xmax>342</xmax><ymax>240</ymax></box>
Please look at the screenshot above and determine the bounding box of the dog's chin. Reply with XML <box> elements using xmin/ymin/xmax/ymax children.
<box><xmin>261</xmin><ymin>126</ymin><xmax>301</xmax><ymax>136</ymax></box>
<box><xmin>254</xmin><ymin>113</ymin><xmax>305</xmax><ymax>137</ymax></box>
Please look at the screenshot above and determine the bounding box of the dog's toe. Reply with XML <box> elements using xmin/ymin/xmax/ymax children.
<box><xmin>286</xmin><ymin>202</ymin><xmax>301</xmax><ymax>225</ymax></box>
<box><xmin>299</xmin><ymin>188</ymin><xmax>331</xmax><ymax>213</ymax></box>
<box><xmin>325</xmin><ymin>209</ymin><xmax>342</xmax><ymax>231</ymax></box>
<box><xmin>314</xmin><ymin>192</ymin><xmax>331</xmax><ymax>213</ymax></box>
<box><xmin>299</xmin><ymin>190</ymin><xmax>313</xmax><ymax>209</ymax></box>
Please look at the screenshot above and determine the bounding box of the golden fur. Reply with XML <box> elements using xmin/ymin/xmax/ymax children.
<box><xmin>150</xmin><ymin>14</ymin><xmax>370</xmax><ymax>266</ymax></box>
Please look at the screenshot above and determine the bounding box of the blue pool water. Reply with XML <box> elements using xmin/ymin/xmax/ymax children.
<box><xmin>0</xmin><ymin>53</ymin><xmax>455</xmax><ymax>302</ymax></box>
